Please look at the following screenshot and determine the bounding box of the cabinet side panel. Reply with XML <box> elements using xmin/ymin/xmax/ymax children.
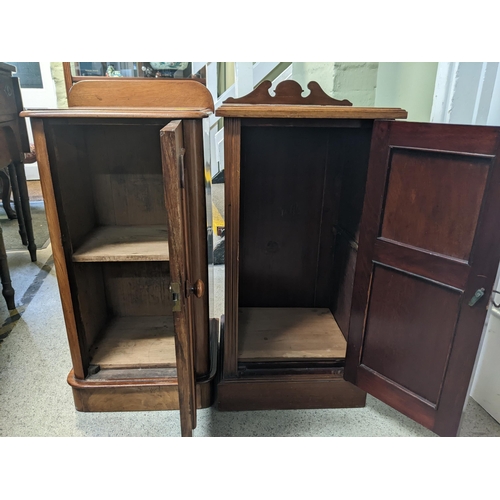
<box><xmin>336</xmin><ymin>127</ymin><xmax>373</xmax><ymax>242</ymax></box>
<box><xmin>330</xmin><ymin>233</ymin><xmax>357</xmax><ymax>337</ymax></box>
<box><xmin>31</xmin><ymin>119</ymin><xmax>88</xmax><ymax>379</ymax></box>
<box><xmin>224</xmin><ymin>119</ymin><xmax>241</xmax><ymax>377</ymax></box>
<box><xmin>73</xmin><ymin>263</ymin><xmax>109</xmax><ymax>350</ymax></box>
<box><xmin>330</xmin><ymin>126</ymin><xmax>373</xmax><ymax>335</ymax></box>
<box><xmin>45</xmin><ymin>122</ymin><xmax>96</xmax><ymax>250</ymax></box>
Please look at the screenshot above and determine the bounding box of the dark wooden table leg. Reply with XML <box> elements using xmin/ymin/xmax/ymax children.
<box><xmin>7</xmin><ymin>162</ymin><xmax>27</xmax><ymax>246</ymax></box>
<box><xmin>13</xmin><ymin>161</ymin><xmax>36</xmax><ymax>262</ymax></box>
<box><xmin>0</xmin><ymin>222</ymin><xmax>15</xmax><ymax>310</ymax></box>
<box><xmin>0</xmin><ymin>168</ymin><xmax>17</xmax><ymax>219</ymax></box>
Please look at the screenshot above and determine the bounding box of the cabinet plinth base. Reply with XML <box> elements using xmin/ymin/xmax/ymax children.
<box><xmin>68</xmin><ymin>370</ymin><xmax>212</xmax><ymax>412</ymax></box>
<box><xmin>216</xmin><ymin>374</ymin><xmax>366</xmax><ymax>412</ymax></box>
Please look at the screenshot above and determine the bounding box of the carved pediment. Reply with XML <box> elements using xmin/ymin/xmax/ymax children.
<box><xmin>224</xmin><ymin>80</ymin><xmax>352</xmax><ymax>106</ymax></box>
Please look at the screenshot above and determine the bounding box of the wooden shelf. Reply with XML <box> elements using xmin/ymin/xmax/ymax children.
<box><xmin>72</xmin><ymin>225</ymin><xmax>169</xmax><ymax>262</ymax></box>
<box><xmin>238</xmin><ymin>308</ymin><xmax>346</xmax><ymax>362</ymax></box>
<box><xmin>90</xmin><ymin>316</ymin><xmax>176</xmax><ymax>369</ymax></box>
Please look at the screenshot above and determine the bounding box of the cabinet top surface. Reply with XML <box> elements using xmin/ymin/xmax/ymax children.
<box><xmin>21</xmin><ymin>107</ymin><xmax>212</xmax><ymax>119</ymax></box>
<box><xmin>216</xmin><ymin>104</ymin><xmax>408</xmax><ymax>120</ymax></box>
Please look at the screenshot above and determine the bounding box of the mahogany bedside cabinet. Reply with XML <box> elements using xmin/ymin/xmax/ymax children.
<box><xmin>215</xmin><ymin>80</ymin><xmax>500</xmax><ymax>437</ymax></box>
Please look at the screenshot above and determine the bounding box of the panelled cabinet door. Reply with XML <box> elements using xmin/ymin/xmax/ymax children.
<box><xmin>344</xmin><ymin>120</ymin><xmax>500</xmax><ymax>436</ymax></box>
<box><xmin>161</xmin><ymin>120</ymin><xmax>197</xmax><ymax>437</ymax></box>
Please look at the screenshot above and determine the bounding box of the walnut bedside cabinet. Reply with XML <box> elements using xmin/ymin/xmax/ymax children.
<box><xmin>24</xmin><ymin>79</ymin><xmax>217</xmax><ymax>437</ymax></box>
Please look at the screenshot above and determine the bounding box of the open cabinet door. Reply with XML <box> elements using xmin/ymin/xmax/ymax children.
<box><xmin>161</xmin><ymin>120</ymin><xmax>198</xmax><ymax>437</ymax></box>
<box><xmin>344</xmin><ymin>120</ymin><xmax>500</xmax><ymax>436</ymax></box>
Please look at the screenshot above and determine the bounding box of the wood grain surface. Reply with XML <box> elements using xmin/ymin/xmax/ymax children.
<box><xmin>22</xmin><ymin>108</ymin><xmax>212</xmax><ymax>119</ymax></box>
<box><xmin>161</xmin><ymin>120</ymin><xmax>197</xmax><ymax>436</ymax></box>
<box><xmin>345</xmin><ymin>120</ymin><xmax>500</xmax><ymax>436</ymax></box>
<box><xmin>224</xmin><ymin>80</ymin><xmax>352</xmax><ymax>106</ymax></box>
<box><xmin>238</xmin><ymin>308</ymin><xmax>346</xmax><ymax>361</ymax></box>
<box><xmin>66</xmin><ymin>78</ymin><xmax>214</xmax><ymax>111</ymax></box>
<box><xmin>31</xmin><ymin>119</ymin><xmax>88</xmax><ymax>379</ymax></box>
<box><xmin>217</xmin><ymin>105</ymin><xmax>407</xmax><ymax>120</ymax></box>
<box><xmin>89</xmin><ymin>316</ymin><xmax>176</xmax><ymax>369</ymax></box>
<box><xmin>72</xmin><ymin>225</ymin><xmax>169</xmax><ymax>262</ymax></box>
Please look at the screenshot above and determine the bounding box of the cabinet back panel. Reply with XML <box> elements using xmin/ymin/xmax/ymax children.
<box><xmin>85</xmin><ymin>124</ymin><xmax>168</xmax><ymax>226</ymax></box>
<box><xmin>238</xmin><ymin>126</ymin><xmax>328</xmax><ymax>307</ymax></box>
<box><xmin>238</xmin><ymin>125</ymin><xmax>372</xmax><ymax>314</ymax></box>
<box><xmin>84</xmin><ymin>124</ymin><xmax>164</xmax><ymax>176</ymax></box>
<box><xmin>103</xmin><ymin>262</ymin><xmax>171</xmax><ymax>316</ymax></box>
<box><xmin>91</xmin><ymin>173</ymin><xmax>166</xmax><ymax>226</ymax></box>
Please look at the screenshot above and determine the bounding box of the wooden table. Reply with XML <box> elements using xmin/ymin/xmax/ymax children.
<box><xmin>0</xmin><ymin>62</ymin><xmax>36</xmax><ymax>262</ymax></box>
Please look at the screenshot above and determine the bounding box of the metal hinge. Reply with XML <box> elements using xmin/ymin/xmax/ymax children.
<box><xmin>469</xmin><ymin>288</ymin><xmax>485</xmax><ymax>307</ymax></box>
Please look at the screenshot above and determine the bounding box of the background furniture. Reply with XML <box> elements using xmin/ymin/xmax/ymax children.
<box><xmin>0</xmin><ymin>221</ymin><xmax>15</xmax><ymax>309</ymax></box>
<box><xmin>0</xmin><ymin>62</ymin><xmax>37</xmax><ymax>262</ymax></box>
<box><xmin>62</xmin><ymin>62</ymin><xmax>206</xmax><ymax>99</ymax></box>
<box><xmin>25</xmin><ymin>79</ymin><xmax>215</xmax><ymax>437</ymax></box>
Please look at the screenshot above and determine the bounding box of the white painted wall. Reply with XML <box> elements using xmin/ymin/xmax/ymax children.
<box><xmin>431</xmin><ymin>62</ymin><xmax>500</xmax><ymax>424</ymax></box>
<box><xmin>291</xmin><ymin>63</ymin><xmax>336</xmax><ymax>96</ymax></box>
<box><xmin>375</xmin><ymin>63</ymin><xmax>438</xmax><ymax>121</ymax></box>
<box><xmin>333</xmin><ymin>62</ymin><xmax>378</xmax><ymax>105</ymax></box>
<box><xmin>292</xmin><ymin>62</ymin><xmax>379</xmax><ymax>105</ymax></box>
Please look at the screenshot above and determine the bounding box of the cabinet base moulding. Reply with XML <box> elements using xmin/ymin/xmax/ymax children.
<box><xmin>216</xmin><ymin>375</ymin><xmax>366</xmax><ymax>412</ymax></box>
<box><xmin>68</xmin><ymin>370</ymin><xmax>213</xmax><ymax>412</ymax></box>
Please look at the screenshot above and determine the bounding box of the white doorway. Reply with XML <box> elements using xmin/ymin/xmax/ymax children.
<box><xmin>470</xmin><ymin>273</ymin><xmax>500</xmax><ymax>423</ymax></box>
<box><xmin>431</xmin><ymin>62</ymin><xmax>500</xmax><ymax>424</ymax></box>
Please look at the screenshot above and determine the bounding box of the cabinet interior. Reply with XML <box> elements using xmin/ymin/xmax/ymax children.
<box><xmin>237</xmin><ymin>121</ymin><xmax>373</xmax><ymax>365</ymax></box>
<box><xmin>45</xmin><ymin>119</ymin><xmax>174</xmax><ymax>375</ymax></box>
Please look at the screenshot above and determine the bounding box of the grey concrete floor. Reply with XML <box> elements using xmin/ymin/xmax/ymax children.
<box><xmin>1</xmin><ymin>197</ymin><xmax>500</xmax><ymax>436</ymax></box>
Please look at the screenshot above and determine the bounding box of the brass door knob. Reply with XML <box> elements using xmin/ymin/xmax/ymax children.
<box><xmin>188</xmin><ymin>279</ymin><xmax>205</xmax><ymax>298</ymax></box>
